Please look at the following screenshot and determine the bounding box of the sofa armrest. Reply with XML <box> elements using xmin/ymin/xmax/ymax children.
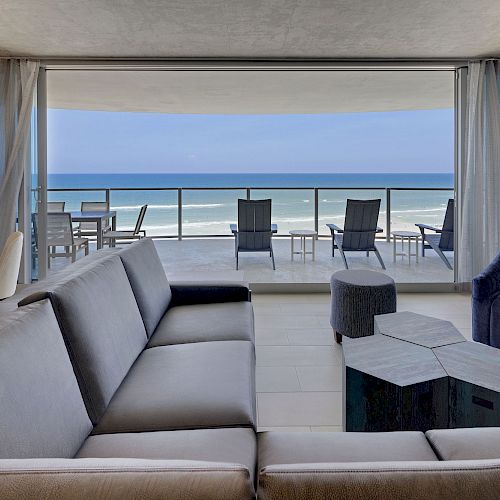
<box><xmin>0</xmin><ymin>458</ymin><xmax>254</xmax><ymax>500</ymax></box>
<box><xmin>258</xmin><ymin>460</ymin><xmax>500</xmax><ymax>500</ymax></box>
<box><xmin>169</xmin><ymin>281</ymin><xmax>251</xmax><ymax>307</ymax></box>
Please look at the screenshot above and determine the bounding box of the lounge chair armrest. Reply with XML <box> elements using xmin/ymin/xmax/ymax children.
<box><xmin>415</xmin><ymin>223</ymin><xmax>442</xmax><ymax>233</ymax></box>
<box><xmin>0</xmin><ymin>458</ymin><xmax>253</xmax><ymax>500</ymax></box>
<box><xmin>326</xmin><ymin>223</ymin><xmax>343</xmax><ymax>233</ymax></box>
<box><xmin>169</xmin><ymin>281</ymin><xmax>251</xmax><ymax>306</ymax></box>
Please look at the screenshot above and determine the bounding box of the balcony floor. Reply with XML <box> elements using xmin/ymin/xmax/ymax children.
<box><xmin>46</xmin><ymin>236</ymin><xmax>454</xmax><ymax>286</ymax></box>
<box><xmin>155</xmin><ymin>237</ymin><xmax>453</xmax><ymax>286</ymax></box>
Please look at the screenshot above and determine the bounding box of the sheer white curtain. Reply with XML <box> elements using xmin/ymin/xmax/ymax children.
<box><xmin>458</xmin><ymin>60</ymin><xmax>500</xmax><ymax>282</ymax></box>
<box><xmin>0</xmin><ymin>59</ymin><xmax>39</xmax><ymax>252</ymax></box>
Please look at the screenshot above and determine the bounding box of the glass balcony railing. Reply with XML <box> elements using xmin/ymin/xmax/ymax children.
<box><xmin>47</xmin><ymin>185</ymin><xmax>454</xmax><ymax>240</ymax></box>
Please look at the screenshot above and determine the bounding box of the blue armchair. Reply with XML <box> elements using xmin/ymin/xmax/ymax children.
<box><xmin>472</xmin><ymin>251</ymin><xmax>500</xmax><ymax>347</ymax></box>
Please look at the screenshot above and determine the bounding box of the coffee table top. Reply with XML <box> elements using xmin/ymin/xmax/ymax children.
<box><xmin>374</xmin><ymin>311</ymin><xmax>466</xmax><ymax>348</ymax></box>
<box><xmin>289</xmin><ymin>229</ymin><xmax>317</xmax><ymax>236</ymax></box>
<box><xmin>343</xmin><ymin>335</ymin><xmax>447</xmax><ymax>386</ymax></box>
<box><xmin>391</xmin><ymin>231</ymin><xmax>421</xmax><ymax>238</ymax></box>
<box><xmin>434</xmin><ymin>342</ymin><xmax>500</xmax><ymax>393</ymax></box>
<box><xmin>345</xmin><ymin>311</ymin><xmax>500</xmax><ymax>393</ymax></box>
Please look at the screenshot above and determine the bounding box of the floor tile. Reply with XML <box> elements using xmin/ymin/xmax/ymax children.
<box><xmin>287</xmin><ymin>329</ymin><xmax>335</xmax><ymax>346</ymax></box>
<box><xmin>256</xmin><ymin>345</ymin><xmax>341</xmax><ymax>366</ymax></box>
<box><xmin>257</xmin><ymin>392</ymin><xmax>342</xmax><ymax>427</ymax></box>
<box><xmin>257</xmin><ymin>366</ymin><xmax>301</xmax><ymax>392</ymax></box>
<box><xmin>296</xmin><ymin>365</ymin><xmax>343</xmax><ymax>391</ymax></box>
<box><xmin>311</xmin><ymin>426</ymin><xmax>343</xmax><ymax>432</ymax></box>
<box><xmin>255</xmin><ymin>328</ymin><xmax>289</xmax><ymax>346</ymax></box>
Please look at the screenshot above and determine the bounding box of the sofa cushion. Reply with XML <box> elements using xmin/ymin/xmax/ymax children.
<box><xmin>147</xmin><ymin>302</ymin><xmax>255</xmax><ymax>347</ymax></box>
<box><xmin>0</xmin><ymin>458</ymin><xmax>256</xmax><ymax>500</ymax></box>
<box><xmin>258</xmin><ymin>460</ymin><xmax>500</xmax><ymax>500</ymax></box>
<box><xmin>0</xmin><ymin>300</ymin><xmax>92</xmax><ymax>458</ymax></box>
<box><xmin>77</xmin><ymin>428</ymin><xmax>257</xmax><ymax>485</ymax></box>
<box><xmin>119</xmin><ymin>238</ymin><xmax>172</xmax><ymax>338</ymax></box>
<box><xmin>258</xmin><ymin>431</ymin><xmax>438</xmax><ymax>469</ymax></box>
<box><xmin>426</xmin><ymin>427</ymin><xmax>500</xmax><ymax>460</ymax></box>
<box><xmin>94</xmin><ymin>340</ymin><xmax>256</xmax><ymax>434</ymax></box>
<box><xmin>34</xmin><ymin>256</ymin><xmax>148</xmax><ymax>424</ymax></box>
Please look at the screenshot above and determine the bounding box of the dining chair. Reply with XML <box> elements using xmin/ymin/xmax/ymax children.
<box><xmin>103</xmin><ymin>205</ymin><xmax>148</xmax><ymax>246</ymax></box>
<box><xmin>77</xmin><ymin>201</ymin><xmax>111</xmax><ymax>238</ymax></box>
<box><xmin>47</xmin><ymin>213</ymin><xmax>89</xmax><ymax>268</ymax></box>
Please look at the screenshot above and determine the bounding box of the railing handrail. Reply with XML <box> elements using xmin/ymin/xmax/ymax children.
<box><xmin>46</xmin><ymin>185</ymin><xmax>454</xmax><ymax>241</ymax></box>
<box><xmin>47</xmin><ymin>186</ymin><xmax>454</xmax><ymax>191</ymax></box>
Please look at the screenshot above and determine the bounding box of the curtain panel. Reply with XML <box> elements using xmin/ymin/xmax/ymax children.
<box><xmin>0</xmin><ymin>59</ymin><xmax>39</xmax><ymax>253</ymax></box>
<box><xmin>458</xmin><ymin>60</ymin><xmax>500</xmax><ymax>282</ymax></box>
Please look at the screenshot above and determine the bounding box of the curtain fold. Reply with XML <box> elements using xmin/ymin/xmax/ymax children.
<box><xmin>0</xmin><ymin>59</ymin><xmax>39</xmax><ymax>252</ymax></box>
<box><xmin>458</xmin><ymin>60</ymin><xmax>500</xmax><ymax>282</ymax></box>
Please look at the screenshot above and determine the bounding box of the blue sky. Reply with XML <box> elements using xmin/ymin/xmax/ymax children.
<box><xmin>47</xmin><ymin>108</ymin><xmax>454</xmax><ymax>174</ymax></box>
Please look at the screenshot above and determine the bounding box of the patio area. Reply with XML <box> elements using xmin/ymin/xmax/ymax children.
<box><xmin>46</xmin><ymin>236</ymin><xmax>454</xmax><ymax>287</ymax></box>
<box><xmin>155</xmin><ymin>237</ymin><xmax>454</xmax><ymax>287</ymax></box>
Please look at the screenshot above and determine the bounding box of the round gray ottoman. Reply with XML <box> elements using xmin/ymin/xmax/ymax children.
<box><xmin>330</xmin><ymin>270</ymin><xmax>396</xmax><ymax>343</ymax></box>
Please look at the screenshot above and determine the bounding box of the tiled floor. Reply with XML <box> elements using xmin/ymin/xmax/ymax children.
<box><xmin>46</xmin><ymin>238</ymin><xmax>454</xmax><ymax>284</ymax></box>
<box><xmin>158</xmin><ymin>238</ymin><xmax>454</xmax><ymax>284</ymax></box>
<box><xmin>253</xmin><ymin>292</ymin><xmax>472</xmax><ymax>432</ymax></box>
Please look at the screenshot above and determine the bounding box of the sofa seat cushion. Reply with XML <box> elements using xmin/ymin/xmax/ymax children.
<box><xmin>0</xmin><ymin>300</ymin><xmax>92</xmax><ymax>459</ymax></box>
<box><xmin>147</xmin><ymin>302</ymin><xmax>254</xmax><ymax>347</ymax></box>
<box><xmin>258</xmin><ymin>431</ymin><xmax>438</xmax><ymax>469</ymax></box>
<box><xmin>94</xmin><ymin>341</ymin><xmax>256</xmax><ymax>434</ymax></box>
<box><xmin>426</xmin><ymin>427</ymin><xmax>500</xmax><ymax>460</ymax></box>
<box><xmin>119</xmin><ymin>238</ymin><xmax>172</xmax><ymax>338</ymax></box>
<box><xmin>77</xmin><ymin>428</ymin><xmax>257</xmax><ymax>485</ymax></box>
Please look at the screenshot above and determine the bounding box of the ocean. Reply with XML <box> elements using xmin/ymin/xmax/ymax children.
<box><xmin>47</xmin><ymin>173</ymin><xmax>454</xmax><ymax>237</ymax></box>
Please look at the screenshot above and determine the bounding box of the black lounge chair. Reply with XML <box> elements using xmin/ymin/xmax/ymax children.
<box><xmin>415</xmin><ymin>198</ymin><xmax>454</xmax><ymax>270</ymax></box>
<box><xmin>230</xmin><ymin>199</ymin><xmax>276</xmax><ymax>270</ymax></box>
<box><xmin>327</xmin><ymin>199</ymin><xmax>385</xmax><ymax>270</ymax></box>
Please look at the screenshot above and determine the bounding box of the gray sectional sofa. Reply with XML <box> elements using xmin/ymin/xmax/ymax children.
<box><xmin>1</xmin><ymin>237</ymin><xmax>500</xmax><ymax>499</ymax></box>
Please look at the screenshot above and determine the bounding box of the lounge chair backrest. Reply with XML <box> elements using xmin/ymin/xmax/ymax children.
<box><xmin>81</xmin><ymin>201</ymin><xmax>109</xmax><ymax>231</ymax></box>
<box><xmin>237</xmin><ymin>199</ymin><xmax>272</xmax><ymax>251</ymax></box>
<box><xmin>439</xmin><ymin>199</ymin><xmax>454</xmax><ymax>251</ymax></box>
<box><xmin>47</xmin><ymin>201</ymin><xmax>65</xmax><ymax>212</ymax></box>
<box><xmin>342</xmin><ymin>199</ymin><xmax>381</xmax><ymax>251</ymax></box>
<box><xmin>47</xmin><ymin>212</ymin><xmax>74</xmax><ymax>246</ymax></box>
<box><xmin>134</xmin><ymin>205</ymin><xmax>148</xmax><ymax>235</ymax></box>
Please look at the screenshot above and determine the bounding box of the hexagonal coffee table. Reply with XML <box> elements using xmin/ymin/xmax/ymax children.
<box><xmin>342</xmin><ymin>311</ymin><xmax>500</xmax><ymax>432</ymax></box>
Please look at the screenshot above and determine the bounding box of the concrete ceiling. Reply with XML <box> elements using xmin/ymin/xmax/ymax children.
<box><xmin>48</xmin><ymin>70</ymin><xmax>454</xmax><ymax>114</ymax></box>
<box><xmin>0</xmin><ymin>0</ymin><xmax>499</xmax><ymax>59</ymax></box>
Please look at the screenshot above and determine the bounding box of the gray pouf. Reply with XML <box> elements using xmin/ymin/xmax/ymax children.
<box><xmin>330</xmin><ymin>270</ymin><xmax>396</xmax><ymax>343</ymax></box>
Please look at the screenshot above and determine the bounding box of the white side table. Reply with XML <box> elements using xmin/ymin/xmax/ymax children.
<box><xmin>290</xmin><ymin>230</ymin><xmax>318</xmax><ymax>262</ymax></box>
<box><xmin>392</xmin><ymin>231</ymin><xmax>420</xmax><ymax>264</ymax></box>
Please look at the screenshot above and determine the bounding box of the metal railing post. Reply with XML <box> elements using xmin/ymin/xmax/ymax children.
<box><xmin>386</xmin><ymin>188</ymin><xmax>391</xmax><ymax>242</ymax></box>
<box><xmin>177</xmin><ymin>188</ymin><xmax>182</xmax><ymax>240</ymax></box>
<box><xmin>105</xmin><ymin>188</ymin><xmax>110</xmax><ymax>207</ymax></box>
<box><xmin>246</xmin><ymin>188</ymin><xmax>251</xmax><ymax>200</ymax></box>
<box><xmin>314</xmin><ymin>188</ymin><xmax>319</xmax><ymax>237</ymax></box>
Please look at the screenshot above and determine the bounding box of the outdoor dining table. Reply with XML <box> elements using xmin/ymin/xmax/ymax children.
<box><xmin>70</xmin><ymin>211</ymin><xmax>117</xmax><ymax>250</ymax></box>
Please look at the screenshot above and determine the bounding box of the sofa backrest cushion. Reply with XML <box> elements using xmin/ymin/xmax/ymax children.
<box><xmin>0</xmin><ymin>300</ymin><xmax>92</xmax><ymax>458</ymax></box>
<box><xmin>119</xmin><ymin>238</ymin><xmax>172</xmax><ymax>337</ymax></box>
<box><xmin>27</xmin><ymin>255</ymin><xmax>148</xmax><ymax>424</ymax></box>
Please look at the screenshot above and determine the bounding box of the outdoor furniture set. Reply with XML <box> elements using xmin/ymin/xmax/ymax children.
<box><xmin>231</xmin><ymin>196</ymin><xmax>454</xmax><ymax>271</ymax></box>
<box><xmin>45</xmin><ymin>201</ymin><xmax>148</xmax><ymax>266</ymax></box>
